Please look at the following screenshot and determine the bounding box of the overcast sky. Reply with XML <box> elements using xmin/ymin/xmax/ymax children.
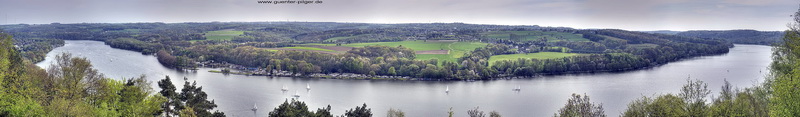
<box><xmin>0</xmin><ymin>0</ymin><xmax>797</xmax><ymax>31</ymax></box>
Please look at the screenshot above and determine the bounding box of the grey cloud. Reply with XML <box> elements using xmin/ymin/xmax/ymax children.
<box><xmin>0</xmin><ymin>0</ymin><xmax>797</xmax><ymax>31</ymax></box>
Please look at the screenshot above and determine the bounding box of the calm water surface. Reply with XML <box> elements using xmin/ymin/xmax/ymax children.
<box><xmin>37</xmin><ymin>40</ymin><xmax>771</xmax><ymax>117</ymax></box>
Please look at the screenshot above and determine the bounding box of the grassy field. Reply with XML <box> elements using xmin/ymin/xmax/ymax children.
<box><xmin>306</xmin><ymin>40</ymin><xmax>488</xmax><ymax>63</ymax></box>
<box><xmin>339</xmin><ymin>40</ymin><xmax>487</xmax><ymax>62</ymax></box>
<box><xmin>204</xmin><ymin>30</ymin><xmax>245</xmax><ymax>41</ymax></box>
<box><xmin>488</xmin><ymin>52</ymin><xmax>582</xmax><ymax>66</ymax></box>
<box><xmin>483</xmin><ymin>31</ymin><xmax>590</xmax><ymax>42</ymax></box>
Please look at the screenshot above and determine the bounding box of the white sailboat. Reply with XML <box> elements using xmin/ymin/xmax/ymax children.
<box><xmin>513</xmin><ymin>85</ymin><xmax>521</xmax><ymax>91</ymax></box>
<box><xmin>251</xmin><ymin>103</ymin><xmax>258</xmax><ymax>111</ymax></box>
<box><xmin>445</xmin><ymin>86</ymin><xmax>450</xmax><ymax>94</ymax></box>
<box><xmin>281</xmin><ymin>85</ymin><xmax>288</xmax><ymax>91</ymax></box>
<box><xmin>306</xmin><ymin>83</ymin><xmax>311</xmax><ymax>90</ymax></box>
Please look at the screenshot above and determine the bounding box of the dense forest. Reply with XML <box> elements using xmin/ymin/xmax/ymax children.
<box><xmin>658</xmin><ymin>30</ymin><xmax>783</xmax><ymax>45</ymax></box>
<box><xmin>0</xmin><ymin>22</ymin><xmax>732</xmax><ymax>80</ymax></box>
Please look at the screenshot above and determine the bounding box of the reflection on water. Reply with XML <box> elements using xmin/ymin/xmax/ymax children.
<box><xmin>38</xmin><ymin>41</ymin><xmax>772</xmax><ymax>117</ymax></box>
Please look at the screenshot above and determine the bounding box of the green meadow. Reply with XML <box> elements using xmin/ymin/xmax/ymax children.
<box><xmin>203</xmin><ymin>30</ymin><xmax>245</xmax><ymax>41</ymax></box>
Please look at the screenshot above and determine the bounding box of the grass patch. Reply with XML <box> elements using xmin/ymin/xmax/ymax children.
<box><xmin>337</xmin><ymin>40</ymin><xmax>451</xmax><ymax>51</ymax></box>
<box><xmin>203</xmin><ymin>30</ymin><xmax>245</xmax><ymax>41</ymax></box>
<box><xmin>483</xmin><ymin>31</ymin><xmax>590</xmax><ymax>42</ymax></box>
<box><xmin>488</xmin><ymin>52</ymin><xmax>582</xmax><ymax>66</ymax></box>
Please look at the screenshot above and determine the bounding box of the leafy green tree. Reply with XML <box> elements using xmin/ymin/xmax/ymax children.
<box><xmin>553</xmin><ymin>93</ymin><xmax>605</xmax><ymax>117</ymax></box>
<box><xmin>388</xmin><ymin>67</ymin><xmax>396</xmax><ymax>76</ymax></box>
<box><xmin>709</xmin><ymin>79</ymin><xmax>747</xmax><ymax>117</ymax></box>
<box><xmin>467</xmin><ymin>106</ymin><xmax>485</xmax><ymax>117</ymax></box>
<box><xmin>621</xmin><ymin>96</ymin><xmax>652</xmax><ymax>117</ymax></box>
<box><xmin>769</xmin><ymin>5</ymin><xmax>800</xmax><ymax>116</ymax></box>
<box><xmin>387</xmin><ymin>108</ymin><xmax>405</xmax><ymax>117</ymax></box>
<box><xmin>179</xmin><ymin>79</ymin><xmax>225</xmax><ymax>117</ymax></box>
<box><xmin>314</xmin><ymin>105</ymin><xmax>334</xmax><ymax>117</ymax></box>
<box><xmin>0</xmin><ymin>32</ymin><xmax>47</xmax><ymax>116</ymax></box>
<box><xmin>447</xmin><ymin>107</ymin><xmax>454</xmax><ymax>117</ymax></box>
<box><xmin>646</xmin><ymin>94</ymin><xmax>688</xmax><ymax>117</ymax></box>
<box><xmin>269</xmin><ymin>99</ymin><xmax>314</xmax><ymax>117</ymax></box>
<box><xmin>489</xmin><ymin>111</ymin><xmax>502</xmax><ymax>117</ymax></box>
<box><xmin>344</xmin><ymin>103</ymin><xmax>372</xmax><ymax>117</ymax></box>
<box><xmin>679</xmin><ymin>79</ymin><xmax>710</xmax><ymax>116</ymax></box>
<box><xmin>268</xmin><ymin>99</ymin><xmax>333</xmax><ymax>117</ymax></box>
<box><xmin>159</xmin><ymin>76</ymin><xmax>181</xmax><ymax>116</ymax></box>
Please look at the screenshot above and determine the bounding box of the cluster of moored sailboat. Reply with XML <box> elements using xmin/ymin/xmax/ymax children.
<box><xmin>281</xmin><ymin>84</ymin><xmax>312</xmax><ymax>98</ymax></box>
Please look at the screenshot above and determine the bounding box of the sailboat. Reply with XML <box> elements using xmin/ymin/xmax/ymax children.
<box><xmin>251</xmin><ymin>103</ymin><xmax>258</xmax><ymax>111</ymax></box>
<box><xmin>281</xmin><ymin>85</ymin><xmax>288</xmax><ymax>91</ymax></box>
<box><xmin>292</xmin><ymin>91</ymin><xmax>300</xmax><ymax>98</ymax></box>
<box><xmin>445</xmin><ymin>86</ymin><xmax>450</xmax><ymax>94</ymax></box>
<box><xmin>306</xmin><ymin>83</ymin><xmax>311</xmax><ymax>90</ymax></box>
<box><xmin>512</xmin><ymin>85</ymin><xmax>521</xmax><ymax>91</ymax></box>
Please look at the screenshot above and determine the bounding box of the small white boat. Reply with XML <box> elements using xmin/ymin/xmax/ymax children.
<box><xmin>281</xmin><ymin>85</ymin><xmax>288</xmax><ymax>91</ymax></box>
<box><xmin>292</xmin><ymin>91</ymin><xmax>300</xmax><ymax>98</ymax></box>
<box><xmin>513</xmin><ymin>85</ymin><xmax>521</xmax><ymax>91</ymax></box>
<box><xmin>306</xmin><ymin>83</ymin><xmax>311</xmax><ymax>90</ymax></box>
<box><xmin>445</xmin><ymin>86</ymin><xmax>450</xmax><ymax>93</ymax></box>
<box><xmin>251</xmin><ymin>103</ymin><xmax>258</xmax><ymax>111</ymax></box>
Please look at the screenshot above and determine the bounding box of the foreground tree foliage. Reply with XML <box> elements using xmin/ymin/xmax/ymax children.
<box><xmin>0</xmin><ymin>32</ymin><xmax>166</xmax><ymax>116</ymax></box>
<box><xmin>620</xmin><ymin>79</ymin><xmax>769</xmax><ymax>117</ymax></box>
<box><xmin>553</xmin><ymin>93</ymin><xmax>605</xmax><ymax>117</ymax></box>
<box><xmin>344</xmin><ymin>103</ymin><xmax>372</xmax><ymax>117</ymax></box>
<box><xmin>386</xmin><ymin>108</ymin><xmax>405</xmax><ymax>117</ymax></box>
<box><xmin>267</xmin><ymin>99</ymin><xmax>373</xmax><ymax>117</ymax></box>
<box><xmin>769</xmin><ymin>6</ymin><xmax>800</xmax><ymax>117</ymax></box>
<box><xmin>268</xmin><ymin>99</ymin><xmax>332</xmax><ymax>117</ymax></box>
<box><xmin>157</xmin><ymin>76</ymin><xmax>225</xmax><ymax>117</ymax></box>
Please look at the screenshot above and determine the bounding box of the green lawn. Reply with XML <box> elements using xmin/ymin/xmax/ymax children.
<box><xmin>204</xmin><ymin>30</ymin><xmax>245</xmax><ymax>41</ymax></box>
<box><xmin>488</xmin><ymin>52</ymin><xmax>583</xmax><ymax>66</ymax></box>
<box><xmin>483</xmin><ymin>31</ymin><xmax>590</xmax><ymax>42</ymax></box>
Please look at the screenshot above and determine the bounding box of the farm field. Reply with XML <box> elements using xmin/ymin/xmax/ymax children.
<box><xmin>304</xmin><ymin>40</ymin><xmax>488</xmax><ymax>62</ymax></box>
<box><xmin>483</xmin><ymin>31</ymin><xmax>590</xmax><ymax>42</ymax></box>
<box><xmin>488</xmin><ymin>52</ymin><xmax>583</xmax><ymax>66</ymax></box>
<box><xmin>203</xmin><ymin>30</ymin><xmax>245</xmax><ymax>41</ymax></box>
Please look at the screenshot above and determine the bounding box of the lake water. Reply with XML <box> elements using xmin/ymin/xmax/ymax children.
<box><xmin>37</xmin><ymin>40</ymin><xmax>772</xmax><ymax>117</ymax></box>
